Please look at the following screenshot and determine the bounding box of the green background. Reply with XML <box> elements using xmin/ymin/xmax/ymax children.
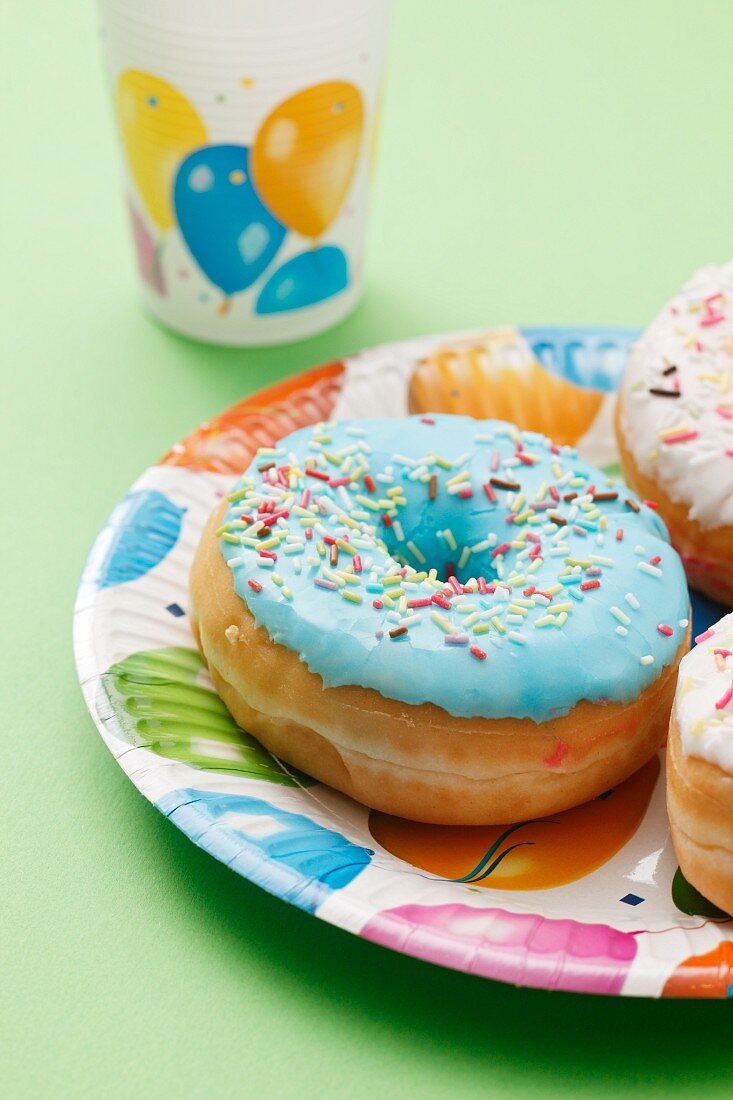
<box><xmin>4</xmin><ymin>2</ymin><xmax>733</xmax><ymax>1096</ymax></box>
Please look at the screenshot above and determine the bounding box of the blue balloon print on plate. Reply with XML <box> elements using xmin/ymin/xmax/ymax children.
<box><xmin>93</xmin><ymin>489</ymin><xmax>185</xmax><ymax>589</ymax></box>
<box><xmin>156</xmin><ymin>789</ymin><xmax>372</xmax><ymax>914</ymax></box>
<box><xmin>255</xmin><ymin>246</ymin><xmax>349</xmax><ymax>314</ymax></box>
<box><xmin>520</xmin><ymin>326</ymin><xmax>641</xmax><ymax>393</ymax></box>
<box><xmin>173</xmin><ymin>145</ymin><xmax>286</xmax><ymax>297</ymax></box>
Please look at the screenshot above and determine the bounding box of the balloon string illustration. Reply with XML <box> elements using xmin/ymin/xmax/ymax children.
<box><xmin>452</xmin><ymin>819</ymin><xmax>560</xmax><ymax>884</ymax></box>
<box><xmin>467</xmin><ymin>841</ymin><xmax>536</xmax><ymax>883</ymax></box>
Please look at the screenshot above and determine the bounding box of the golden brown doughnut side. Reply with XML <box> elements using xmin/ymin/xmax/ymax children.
<box><xmin>190</xmin><ymin>501</ymin><xmax>688</xmax><ymax>824</ymax></box>
<box><xmin>667</xmin><ymin>711</ymin><xmax>733</xmax><ymax>915</ymax></box>
<box><xmin>407</xmin><ymin>333</ymin><xmax>603</xmax><ymax>447</ymax></box>
<box><xmin>615</xmin><ymin>402</ymin><xmax>733</xmax><ymax>605</ymax></box>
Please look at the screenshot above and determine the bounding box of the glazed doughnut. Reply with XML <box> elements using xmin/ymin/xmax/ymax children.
<box><xmin>667</xmin><ymin>614</ymin><xmax>733</xmax><ymax>915</ymax></box>
<box><xmin>191</xmin><ymin>415</ymin><xmax>690</xmax><ymax>825</ymax></box>
<box><xmin>616</xmin><ymin>264</ymin><xmax>733</xmax><ymax>604</ymax></box>
<box><xmin>407</xmin><ymin>330</ymin><xmax>605</xmax><ymax>447</ymax></box>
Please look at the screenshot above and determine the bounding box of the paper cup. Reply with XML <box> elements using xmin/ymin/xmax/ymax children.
<box><xmin>98</xmin><ymin>0</ymin><xmax>392</xmax><ymax>345</ymax></box>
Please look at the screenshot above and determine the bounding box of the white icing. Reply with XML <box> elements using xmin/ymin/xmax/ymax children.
<box><xmin>619</xmin><ymin>263</ymin><xmax>733</xmax><ymax>528</ymax></box>
<box><xmin>675</xmin><ymin>612</ymin><xmax>733</xmax><ymax>773</ymax></box>
<box><xmin>577</xmin><ymin>394</ymin><xmax>618</xmax><ymax>470</ymax></box>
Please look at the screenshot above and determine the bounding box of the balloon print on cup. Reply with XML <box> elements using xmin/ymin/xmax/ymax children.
<box><xmin>256</xmin><ymin>246</ymin><xmax>348</xmax><ymax>315</ymax></box>
<box><xmin>115</xmin><ymin>71</ymin><xmax>367</xmax><ymax>321</ymax></box>
<box><xmin>251</xmin><ymin>80</ymin><xmax>364</xmax><ymax>239</ymax></box>
<box><xmin>251</xmin><ymin>81</ymin><xmax>364</xmax><ymax>312</ymax></box>
<box><xmin>116</xmin><ymin>70</ymin><xmax>208</xmax><ymax>231</ymax></box>
<box><xmin>127</xmin><ymin>200</ymin><xmax>166</xmax><ymax>297</ymax></box>
<box><xmin>174</xmin><ymin>145</ymin><xmax>286</xmax><ymax>312</ymax></box>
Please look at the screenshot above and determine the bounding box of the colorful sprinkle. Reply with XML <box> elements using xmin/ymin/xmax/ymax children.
<box><xmin>715</xmin><ymin>682</ymin><xmax>733</xmax><ymax>710</ymax></box>
<box><xmin>662</xmin><ymin>430</ymin><xmax>699</xmax><ymax>445</ymax></box>
<box><xmin>218</xmin><ymin>417</ymin><xmax>687</xmax><ymax>711</ymax></box>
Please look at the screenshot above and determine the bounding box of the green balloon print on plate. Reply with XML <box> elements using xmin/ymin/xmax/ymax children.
<box><xmin>672</xmin><ymin>866</ymin><xmax>730</xmax><ymax>920</ymax></box>
<box><xmin>100</xmin><ymin>646</ymin><xmax>314</xmax><ymax>787</ymax></box>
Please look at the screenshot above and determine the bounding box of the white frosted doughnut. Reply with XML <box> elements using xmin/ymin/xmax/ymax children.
<box><xmin>617</xmin><ymin>263</ymin><xmax>733</xmax><ymax>602</ymax></box>
<box><xmin>668</xmin><ymin>613</ymin><xmax>733</xmax><ymax>915</ymax></box>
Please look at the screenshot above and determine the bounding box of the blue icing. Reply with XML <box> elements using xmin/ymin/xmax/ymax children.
<box><xmin>219</xmin><ymin>416</ymin><xmax>689</xmax><ymax>722</ymax></box>
<box><xmin>156</xmin><ymin>789</ymin><xmax>372</xmax><ymax>913</ymax></box>
<box><xmin>94</xmin><ymin>489</ymin><xmax>185</xmax><ymax>588</ymax></box>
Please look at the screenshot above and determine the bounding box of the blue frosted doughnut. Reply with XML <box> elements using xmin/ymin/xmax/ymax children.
<box><xmin>217</xmin><ymin>415</ymin><xmax>688</xmax><ymax>722</ymax></box>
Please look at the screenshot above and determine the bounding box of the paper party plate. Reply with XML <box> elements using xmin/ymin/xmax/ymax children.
<box><xmin>74</xmin><ymin>326</ymin><xmax>733</xmax><ymax>999</ymax></box>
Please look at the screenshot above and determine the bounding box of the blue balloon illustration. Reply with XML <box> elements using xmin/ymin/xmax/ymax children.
<box><xmin>173</xmin><ymin>145</ymin><xmax>286</xmax><ymax>297</ymax></box>
<box><xmin>520</xmin><ymin>326</ymin><xmax>640</xmax><ymax>393</ymax></box>
<box><xmin>156</xmin><ymin>788</ymin><xmax>373</xmax><ymax>914</ymax></box>
<box><xmin>90</xmin><ymin>489</ymin><xmax>185</xmax><ymax>589</ymax></box>
<box><xmin>255</xmin><ymin>245</ymin><xmax>349</xmax><ymax>314</ymax></box>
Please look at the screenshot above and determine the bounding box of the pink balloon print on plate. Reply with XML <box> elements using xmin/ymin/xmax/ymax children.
<box><xmin>360</xmin><ymin>904</ymin><xmax>637</xmax><ymax>995</ymax></box>
<box><xmin>127</xmin><ymin>199</ymin><xmax>166</xmax><ymax>296</ymax></box>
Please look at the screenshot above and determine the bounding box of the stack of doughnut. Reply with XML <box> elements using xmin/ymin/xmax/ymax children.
<box><xmin>191</xmin><ymin>414</ymin><xmax>690</xmax><ymax>826</ymax></box>
<box><xmin>613</xmin><ymin>262</ymin><xmax>733</xmax><ymax>914</ymax></box>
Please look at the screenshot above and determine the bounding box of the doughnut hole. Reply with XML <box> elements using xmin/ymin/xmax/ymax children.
<box><xmin>377</xmin><ymin>487</ymin><xmax>501</xmax><ymax>585</ymax></box>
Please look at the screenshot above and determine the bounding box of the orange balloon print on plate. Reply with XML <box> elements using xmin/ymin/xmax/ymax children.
<box><xmin>369</xmin><ymin>756</ymin><xmax>659</xmax><ymax>891</ymax></box>
<box><xmin>159</xmin><ymin>360</ymin><xmax>345</xmax><ymax>475</ymax></box>
<box><xmin>251</xmin><ymin>81</ymin><xmax>364</xmax><ymax>239</ymax></box>
<box><xmin>662</xmin><ymin>941</ymin><xmax>733</xmax><ymax>998</ymax></box>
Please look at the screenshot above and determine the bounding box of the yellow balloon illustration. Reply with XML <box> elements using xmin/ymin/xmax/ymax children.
<box><xmin>251</xmin><ymin>81</ymin><xmax>364</xmax><ymax>240</ymax></box>
<box><xmin>116</xmin><ymin>70</ymin><xmax>208</xmax><ymax>230</ymax></box>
